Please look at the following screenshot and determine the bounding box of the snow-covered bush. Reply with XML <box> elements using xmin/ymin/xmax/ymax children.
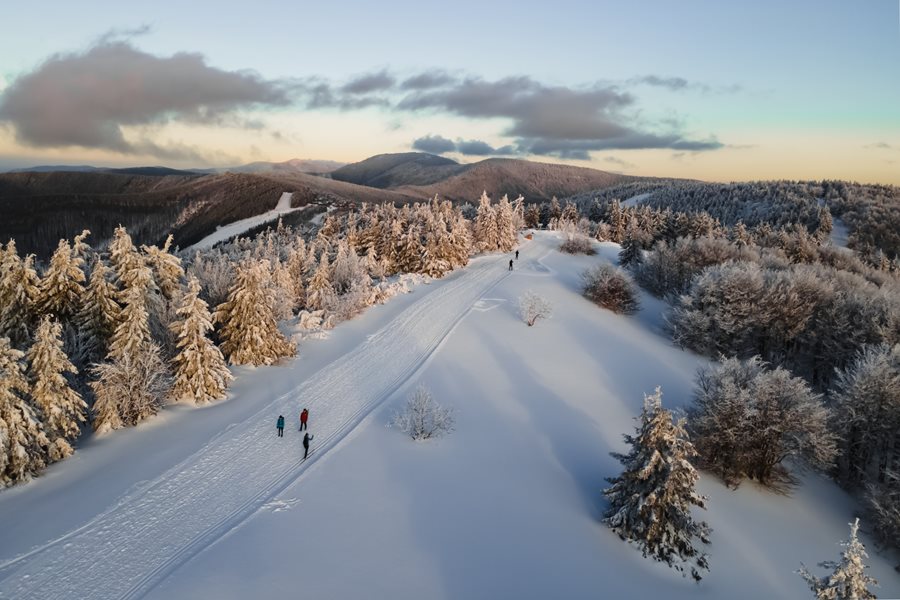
<box><xmin>392</xmin><ymin>385</ymin><xmax>454</xmax><ymax>441</ymax></box>
<box><xmin>797</xmin><ymin>518</ymin><xmax>877</xmax><ymax>599</ymax></box>
<box><xmin>90</xmin><ymin>345</ymin><xmax>172</xmax><ymax>432</ymax></box>
<box><xmin>688</xmin><ymin>356</ymin><xmax>837</xmax><ymax>488</ymax></box>
<box><xmin>559</xmin><ymin>234</ymin><xmax>596</xmax><ymax>255</ymax></box>
<box><xmin>582</xmin><ymin>263</ymin><xmax>640</xmax><ymax>314</ymax></box>
<box><xmin>862</xmin><ymin>472</ymin><xmax>900</xmax><ymax>558</ymax></box>
<box><xmin>603</xmin><ymin>387</ymin><xmax>710</xmax><ymax>581</ymax></box>
<box><xmin>518</xmin><ymin>292</ymin><xmax>552</xmax><ymax>327</ymax></box>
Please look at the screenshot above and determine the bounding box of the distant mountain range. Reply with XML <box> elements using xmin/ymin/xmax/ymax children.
<box><xmin>0</xmin><ymin>153</ymin><xmax>630</xmax><ymax>257</ymax></box>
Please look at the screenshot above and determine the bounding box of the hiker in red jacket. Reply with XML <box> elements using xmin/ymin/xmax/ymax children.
<box><xmin>299</xmin><ymin>408</ymin><xmax>309</xmax><ymax>431</ymax></box>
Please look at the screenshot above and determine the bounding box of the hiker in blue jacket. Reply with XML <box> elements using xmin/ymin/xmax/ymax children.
<box><xmin>276</xmin><ymin>415</ymin><xmax>285</xmax><ymax>437</ymax></box>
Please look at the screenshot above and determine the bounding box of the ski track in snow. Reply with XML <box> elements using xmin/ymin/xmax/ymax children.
<box><xmin>0</xmin><ymin>248</ymin><xmax>520</xmax><ymax>600</ymax></box>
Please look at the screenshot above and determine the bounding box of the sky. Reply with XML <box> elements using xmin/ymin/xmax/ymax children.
<box><xmin>0</xmin><ymin>0</ymin><xmax>898</xmax><ymax>184</ymax></box>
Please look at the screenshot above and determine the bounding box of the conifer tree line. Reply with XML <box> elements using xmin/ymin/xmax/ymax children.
<box><xmin>0</xmin><ymin>191</ymin><xmax>521</xmax><ymax>487</ymax></box>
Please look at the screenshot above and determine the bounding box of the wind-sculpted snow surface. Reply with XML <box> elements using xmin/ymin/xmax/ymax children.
<box><xmin>0</xmin><ymin>251</ymin><xmax>514</xmax><ymax>600</ymax></box>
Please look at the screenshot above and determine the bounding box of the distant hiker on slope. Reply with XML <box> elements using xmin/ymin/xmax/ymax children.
<box><xmin>303</xmin><ymin>432</ymin><xmax>313</xmax><ymax>459</ymax></box>
<box><xmin>300</xmin><ymin>408</ymin><xmax>309</xmax><ymax>431</ymax></box>
<box><xmin>515</xmin><ymin>250</ymin><xmax>519</xmax><ymax>260</ymax></box>
<box><xmin>276</xmin><ymin>415</ymin><xmax>285</xmax><ymax>437</ymax></box>
<box><xmin>508</xmin><ymin>259</ymin><xmax>514</xmax><ymax>271</ymax></box>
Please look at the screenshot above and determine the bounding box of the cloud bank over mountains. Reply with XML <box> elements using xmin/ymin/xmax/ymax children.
<box><xmin>0</xmin><ymin>40</ymin><xmax>724</xmax><ymax>162</ymax></box>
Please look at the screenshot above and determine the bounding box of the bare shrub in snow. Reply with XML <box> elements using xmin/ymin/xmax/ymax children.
<box><xmin>90</xmin><ymin>345</ymin><xmax>172</xmax><ymax>433</ymax></box>
<box><xmin>582</xmin><ymin>263</ymin><xmax>640</xmax><ymax>314</ymax></box>
<box><xmin>559</xmin><ymin>222</ymin><xmax>596</xmax><ymax>255</ymax></box>
<box><xmin>862</xmin><ymin>471</ymin><xmax>900</xmax><ymax>559</ymax></box>
<box><xmin>797</xmin><ymin>518</ymin><xmax>877</xmax><ymax>600</ymax></box>
<box><xmin>518</xmin><ymin>292</ymin><xmax>552</xmax><ymax>326</ymax></box>
<box><xmin>392</xmin><ymin>385</ymin><xmax>454</xmax><ymax>441</ymax></box>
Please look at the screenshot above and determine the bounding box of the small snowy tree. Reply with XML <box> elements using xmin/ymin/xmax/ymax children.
<box><xmin>142</xmin><ymin>235</ymin><xmax>185</xmax><ymax>301</ymax></box>
<box><xmin>170</xmin><ymin>276</ymin><xmax>233</xmax><ymax>404</ymax></box>
<box><xmin>582</xmin><ymin>263</ymin><xmax>640</xmax><ymax>315</ymax></box>
<box><xmin>519</xmin><ymin>292</ymin><xmax>552</xmax><ymax>326</ymax></box>
<box><xmin>798</xmin><ymin>519</ymin><xmax>878</xmax><ymax>600</ymax></box>
<box><xmin>603</xmin><ymin>387</ymin><xmax>711</xmax><ymax>581</ymax></box>
<box><xmin>0</xmin><ymin>337</ymin><xmax>49</xmax><ymax>486</ymax></box>
<box><xmin>392</xmin><ymin>384</ymin><xmax>455</xmax><ymax>441</ymax></box>
<box><xmin>90</xmin><ymin>345</ymin><xmax>172</xmax><ymax>431</ymax></box>
<box><xmin>214</xmin><ymin>261</ymin><xmax>295</xmax><ymax>366</ymax></box>
<box><xmin>26</xmin><ymin>316</ymin><xmax>86</xmax><ymax>461</ymax></box>
<box><xmin>108</xmin><ymin>264</ymin><xmax>154</xmax><ymax>362</ymax></box>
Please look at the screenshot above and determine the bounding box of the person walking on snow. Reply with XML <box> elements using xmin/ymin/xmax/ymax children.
<box><xmin>515</xmin><ymin>249</ymin><xmax>519</xmax><ymax>260</ymax></box>
<box><xmin>508</xmin><ymin>259</ymin><xmax>514</xmax><ymax>271</ymax></box>
<box><xmin>276</xmin><ymin>415</ymin><xmax>285</xmax><ymax>437</ymax></box>
<box><xmin>303</xmin><ymin>432</ymin><xmax>313</xmax><ymax>459</ymax></box>
<box><xmin>300</xmin><ymin>408</ymin><xmax>309</xmax><ymax>431</ymax></box>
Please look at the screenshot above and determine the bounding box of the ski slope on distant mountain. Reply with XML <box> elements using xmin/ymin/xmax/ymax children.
<box><xmin>0</xmin><ymin>248</ymin><xmax>516</xmax><ymax>600</ymax></box>
<box><xmin>187</xmin><ymin>192</ymin><xmax>298</xmax><ymax>251</ymax></box>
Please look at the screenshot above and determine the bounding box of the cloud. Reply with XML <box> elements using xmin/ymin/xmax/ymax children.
<box><xmin>341</xmin><ymin>70</ymin><xmax>395</xmax><ymax>95</ymax></box>
<box><xmin>412</xmin><ymin>134</ymin><xmax>456</xmax><ymax>154</ymax></box>
<box><xmin>400</xmin><ymin>70</ymin><xmax>456</xmax><ymax>90</ymax></box>
<box><xmin>0</xmin><ymin>40</ymin><xmax>290</xmax><ymax>157</ymax></box>
<box><xmin>601</xmin><ymin>155</ymin><xmax>635</xmax><ymax>169</ymax></box>
<box><xmin>411</xmin><ymin>135</ymin><xmax>518</xmax><ymax>156</ymax></box>
<box><xmin>864</xmin><ymin>142</ymin><xmax>894</xmax><ymax>150</ymax></box>
<box><xmin>629</xmin><ymin>75</ymin><xmax>742</xmax><ymax>94</ymax></box>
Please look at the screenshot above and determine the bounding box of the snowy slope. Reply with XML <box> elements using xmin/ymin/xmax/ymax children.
<box><xmin>186</xmin><ymin>192</ymin><xmax>299</xmax><ymax>251</ymax></box>
<box><xmin>0</xmin><ymin>233</ymin><xmax>897</xmax><ymax>599</ymax></box>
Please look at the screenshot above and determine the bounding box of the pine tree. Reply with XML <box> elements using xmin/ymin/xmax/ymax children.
<box><xmin>0</xmin><ymin>337</ymin><xmax>49</xmax><ymax>486</ymax></box>
<box><xmin>142</xmin><ymin>235</ymin><xmax>185</xmax><ymax>301</ymax></box>
<box><xmin>38</xmin><ymin>239</ymin><xmax>86</xmax><ymax>320</ymax></box>
<box><xmin>798</xmin><ymin>519</ymin><xmax>877</xmax><ymax>600</ymax></box>
<box><xmin>0</xmin><ymin>249</ymin><xmax>41</xmax><ymax>348</ymax></box>
<box><xmin>306</xmin><ymin>253</ymin><xmax>332</xmax><ymax>311</ymax></box>
<box><xmin>524</xmin><ymin>204</ymin><xmax>541</xmax><ymax>228</ymax></box>
<box><xmin>619</xmin><ymin>232</ymin><xmax>643</xmax><ymax>268</ymax></box>
<box><xmin>26</xmin><ymin>316</ymin><xmax>86</xmax><ymax>461</ymax></box>
<box><xmin>108</xmin><ymin>226</ymin><xmax>144</xmax><ymax>293</ymax></box>
<box><xmin>496</xmin><ymin>194</ymin><xmax>517</xmax><ymax>251</ymax></box>
<box><xmin>603</xmin><ymin>387</ymin><xmax>711</xmax><ymax>580</ymax></box>
<box><xmin>170</xmin><ymin>277</ymin><xmax>232</xmax><ymax>404</ymax></box>
<box><xmin>108</xmin><ymin>264</ymin><xmax>154</xmax><ymax>362</ymax></box>
<box><xmin>214</xmin><ymin>261</ymin><xmax>296</xmax><ymax>366</ymax></box>
<box><xmin>77</xmin><ymin>259</ymin><xmax>122</xmax><ymax>362</ymax></box>
<box><xmin>608</xmin><ymin>199</ymin><xmax>626</xmax><ymax>243</ymax></box>
<box><xmin>474</xmin><ymin>192</ymin><xmax>499</xmax><ymax>252</ymax></box>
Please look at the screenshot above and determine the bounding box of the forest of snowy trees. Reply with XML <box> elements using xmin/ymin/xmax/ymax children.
<box><xmin>0</xmin><ymin>192</ymin><xmax>520</xmax><ymax>487</ymax></box>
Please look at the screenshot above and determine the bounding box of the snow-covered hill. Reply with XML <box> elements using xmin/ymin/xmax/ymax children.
<box><xmin>0</xmin><ymin>233</ymin><xmax>896</xmax><ymax>599</ymax></box>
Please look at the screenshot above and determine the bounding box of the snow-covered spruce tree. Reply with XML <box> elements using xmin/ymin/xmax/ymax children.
<box><xmin>524</xmin><ymin>203</ymin><xmax>541</xmax><ymax>228</ymax></box>
<box><xmin>107</xmin><ymin>225</ymin><xmax>144</xmax><ymax>292</ymax></box>
<box><xmin>830</xmin><ymin>343</ymin><xmax>900</xmax><ymax>488</ymax></box>
<box><xmin>582</xmin><ymin>263</ymin><xmax>640</xmax><ymax>314</ymax></box>
<box><xmin>496</xmin><ymin>194</ymin><xmax>517</xmax><ymax>251</ymax></box>
<box><xmin>76</xmin><ymin>258</ymin><xmax>122</xmax><ymax>362</ymax></box>
<box><xmin>142</xmin><ymin>235</ymin><xmax>185</xmax><ymax>301</ymax></box>
<box><xmin>395</xmin><ymin>223</ymin><xmax>424</xmax><ymax>274</ymax></box>
<box><xmin>0</xmin><ymin>336</ymin><xmax>49</xmax><ymax>486</ymax></box>
<box><xmin>170</xmin><ymin>276</ymin><xmax>232</xmax><ymax>404</ymax></box>
<box><xmin>108</xmin><ymin>264</ymin><xmax>154</xmax><ymax>362</ymax></box>
<box><xmin>474</xmin><ymin>191</ymin><xmax>499</xmax><ymax>252</ymax></box>
<box><xmin>306</xmin><ymin>252</ymin><xmax>332</xmax><ymax>312</ymax></box>
<box><xmin>214</xmin><ymin>260</ymin><xmax>295</xmax><ymax>366</ymax></box>
<box><xmin>518</xmin><ymin>291</ymin><xmax>552</xmax><ymax>326</ymax></box>
<box><xmin>421</xmin><ymin>214</ymin><xmax>453</xmax><ymax>278</ymax></box>
<box><xmin>392</xmin><ymin>384</ymin><xmax>454</xmax><ymax>441</ymax></box>
<box><xmin>688</xmin><ymin>356</ymin><xmax>837</xmax><ymax>487</ymax></box>
<box><xmin>90</xmin><ymin>344</ymin><xmax>171</xmax><ymax>431</ymax></box>
<box><xmin>0</xmin><ymin>246</ymin><xmax>41</xmax><ymax>348</ymax></box>
<box><xmin>26</xmin><ymin>316</ymin><xmax>86</xmax><ymax>462</ymax></box>
<box><xmin>798</xmin><ymin>518</ymin><xmax>878</xmax><ymax>600</ymax></box>
<box><xmin>603</xmin><ymin>387</ymin><xmax>710</xmax><ymax>581</ymax></box>
<box><xmin>618</xmin><ymin>232</ymin><xmax>643</xmax><ymax>268</ymax></box>
<box><xmin>37</xmin><ymin>239</ymin><xmax>86</xmax><ymax>320</ymax></box>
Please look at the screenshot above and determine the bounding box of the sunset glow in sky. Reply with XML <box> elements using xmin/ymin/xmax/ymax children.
<box><xmin>1</xmin><ymin>0</ymin><xmax>898</xmax><ymax>183</ymax></box>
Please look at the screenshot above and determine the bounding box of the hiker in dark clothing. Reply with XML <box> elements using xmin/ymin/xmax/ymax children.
<box><xmin>303</xmin><ymin>432</ymin><xmax>313</xmax><ymax>459</ymax></box>
<box><xmin>508</xmin><ymin>259</ymin><xmax>514</xmax><ymax>271</ymax></box>
<box><xmin>276</xmin><ymin>415</ymin><xmax>285</xmax><ymax>437</ymax></box>
<box><xmin>299</xmin><ymin>408</ymin><xmax>309</xmax><ymax>431</ymax></box>
<box><xmin>515</xmin><ymin>250</ymin><xmax>519</xmax><ymax>260</ymax></box>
